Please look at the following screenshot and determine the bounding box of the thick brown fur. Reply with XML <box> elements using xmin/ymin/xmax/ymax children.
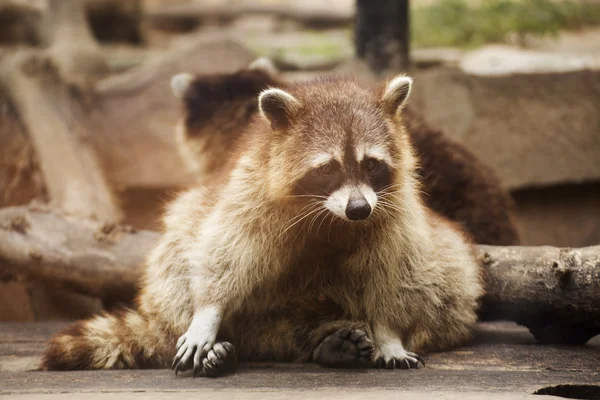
<box><xmin>174</xmin><ymin>62</ymin><xmax>519</xmax><ymax>245</ymax></box>
<box><xmin>404</xmin><ymin>108</ymin><xmax>520</xmax><ymax>245</ymax></box>
<box><xmin>42</xmin><ymin>75</ymin><xmax>483</xmax><ymax>373</ymax></box>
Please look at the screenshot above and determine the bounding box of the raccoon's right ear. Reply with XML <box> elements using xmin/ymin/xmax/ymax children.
<box><xmin>258</xmin><ymin>88</ymin><xmax>302</xmax><ymax>131</ymax></box>
<box><xmin>381</xmin><ymin>75</ymin><xmax>413</xmax><ymax>116</ymax></box>
<box><xmin>170</xmin><ymin>73</ymin><xmax>195</xmax><ymax>100</ymax></box>
<box><xmin>248</xmin><ymin>57</ymin><xmax>278</xmax><ymax>77</ymax></box>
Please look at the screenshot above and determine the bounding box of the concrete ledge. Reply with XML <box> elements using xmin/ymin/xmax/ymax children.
<box><xmin>461</xmin><ymin>45</ymin><xmax>600</xmax><ymax>76</ymax></box>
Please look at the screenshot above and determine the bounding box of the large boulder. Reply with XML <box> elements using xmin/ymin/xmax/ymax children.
<box><xmin>410</xmin><ymin>45</ymin><xmax>600</xmax><ymax>190</ymax></box>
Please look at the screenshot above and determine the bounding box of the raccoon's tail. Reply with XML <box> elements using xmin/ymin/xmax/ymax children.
<box><xmin>41</xmin><ymin>309</ymin><xmax>172</xmax><ymax>371</ymax></box>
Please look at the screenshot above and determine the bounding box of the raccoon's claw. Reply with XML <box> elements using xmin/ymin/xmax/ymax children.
<box><xmin>415</xmin><ymin>353</ymin><xmax>426</xmax><ymax>367</ymax></box>
<box><xmin>374</xmin><ymin>350</ymin><xmax>424</xmax><ymax>370</ymax></box>
<box><xmin>172</xmin><ymin>341</ymin><xmax>236</xmax><ymax>378</ymax></box>
<box><xmin>198</xmin><ymin>342</ymin><xmax>237</xmax><ymax>378</ymax></box>
<box><xmin>172</xmin><ymin>339</ymin><xmax>196</xmax><ymax>374</ymax></box>
<box><xmin>313</xmin><ymin>328</ymin><xmax>375</xmax><ymax>368</ymax></box>
<box><xmin>172</xmin><ymin>322</ymin><xmax>220</xmax><ymax>376</ymax></box>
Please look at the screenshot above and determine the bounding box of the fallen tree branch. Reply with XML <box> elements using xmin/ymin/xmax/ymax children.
<box><xmin>0</xmin><ymin>51</ymin><xmax>121</xmax><ymax>222</ymax></box>
<box><xmin>0</xmin><ymin>206</ymin><xmax>598</xmax><ymax>343</ymax></box>
<box><xmin>0</xmin><ymin>206</ymin><xmax>157</xmax><ymax>303</ymax></box>
<box><xmin>42</xmin><ymin>0</ymin><xmax>109</xmax><ymax>83</ymax></box>
<box><xmin>1</xmin><ymin>37</ymin><xmax>256</xmax><ymax>195</ymax></box>
<box><xmin>478</xmin><ymin>245</ymin><xmax>600</xmax><ymax>344</ymax></box>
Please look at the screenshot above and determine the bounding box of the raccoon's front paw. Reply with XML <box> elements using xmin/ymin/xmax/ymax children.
<box><xmin>313</xmin><ymin>328</ymin><xmax>375</xmax><ymax>368</ymax></box>
<box><xmin>374</xmin><ymin>346</ymin><xmax>425</xmax><ymax>370</ymax></box>
<box><xmin>172</xmin><ymin>330</ymin><xmax>216</xmax><ymax>375</ymax></box>
<box><xmin>172</xmin><ymin>338</ymin><xmax>237</xmax><ymax>377</ymax></box>
<box><xmin>197</xmin><ymin>342</ymin><xmax>237</xmax><ymax>378</ymax></box>
<box><xmin>172</xmin><ymin>306</ymin><xmax>222</xmax><ymax>376</ymax></box>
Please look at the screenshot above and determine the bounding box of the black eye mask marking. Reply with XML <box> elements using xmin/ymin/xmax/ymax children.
<box><xmin>293</xmin><ymin>160</ymin><xmax>344</xmax><ymax>197</ymax></box>
<box><xmin>292</xmin><ymin>157</ymin><xmax>394</xmax><ymax>199</ymax></box>
<box><xmin>362</xmin><ymin>159</ymin><xmax>393</xmax><ymax>193</ymax></box>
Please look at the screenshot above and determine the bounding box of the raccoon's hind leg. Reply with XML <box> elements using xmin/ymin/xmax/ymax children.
<box><xmin>313</xmin><ymin>326</ymin><xmax>375</xmax><ymax>368</ymax></box>
<box><xmin>172</xmin><ymin>341</ymin><xmax>237</xmax><ymax>377</ymax></box>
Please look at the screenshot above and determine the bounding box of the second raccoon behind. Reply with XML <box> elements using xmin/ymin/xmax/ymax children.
<box><xmin>171</xmin><ymin>58</ymin><xmax>520</xmax><ymax>246</ymax></box>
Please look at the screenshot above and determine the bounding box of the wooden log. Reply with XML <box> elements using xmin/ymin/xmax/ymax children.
<box><xmin>478</xmin><ymin>244</ymin><xmax>600</xmax><ymax>344</ymax></box>
<box><xmin>0</xmin><ymin>93</ymin><xmax>45</xmax><ymax>209</ymax></box>
<box><xmin>0</xmin><ymin>206</ymin><xmax>598</xmax><ymax>343</ymax></box>
<box><xmin>42</xmin><ymin>0</ymin><xmax>109</xmax><ymax>82</ymax></box>
<box><xmin>0</xmin><ymin>206</ymin><xmax>157</xmax><ymax>303</ymax></box>
<box><xmin>1</xmin><ymin>37</ymin><xmax>255</xmax><ymax>209</ymax></box>
<box><xmin>0</xmin><ymin>51</ymin><xmax>121</xmax><ymax>222</ymax></box>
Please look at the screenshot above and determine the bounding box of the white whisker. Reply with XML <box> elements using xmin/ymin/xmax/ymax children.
<box><xmin>308</xmin><ymin>207</ymin><xmax>327</xmax><ymax>234</ymax></box>
<box><xmin>280</xmin><ymin>203</ymin><xmax>323</xmax><ymax>236</ymax></box>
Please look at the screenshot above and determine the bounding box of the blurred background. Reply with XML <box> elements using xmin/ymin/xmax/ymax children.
<box><xmin>0</xmin><ymin>0</ymin><xmax>599</xmax><ymax>321</ymax></box>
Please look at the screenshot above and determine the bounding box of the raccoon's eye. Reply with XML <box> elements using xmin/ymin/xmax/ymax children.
<box><xmin>319</xmin><ymin>162</ymin><xmax>334</xmax><ymax>175</ymax></box>
<box><xmin>365</xmin><ymin>158</ymin><xmax>380</xmax><ymax>172</ymax></box>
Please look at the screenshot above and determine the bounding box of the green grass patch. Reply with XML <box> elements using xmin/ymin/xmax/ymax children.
<box><xmin>246</xmin><ymin>31</ymin><xmax>352</xmax><ymax>62</ymax></box>
<box><xmin>412</xmin><ymin>0</ymin><xmax>600</xmax><ymax>48</ymax></box>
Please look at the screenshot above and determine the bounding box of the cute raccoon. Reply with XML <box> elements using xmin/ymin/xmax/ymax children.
<box><xmin>172</xmin><ymin>58</ymin><xmax>519</xmax><ymax>246</ymax></box>
<box><xmin>42</xmin><ymin>75</ymin><xmax>483</xmax><ymax>377</ymax></box>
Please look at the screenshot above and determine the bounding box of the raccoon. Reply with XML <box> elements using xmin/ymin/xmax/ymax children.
<box><xmin>172</xmin><ymin>58</ymin><xmax>519</xmax><ymax>246</ymax></box>
<box><xmin>42</xmin><ymin>75</ymin><xmax>483</xmax><ymax>377</ymax></box>
<box><xmin>171</xmin><ymin>58</ymin><xmax>279</xmax><ymax>183</ymax></box>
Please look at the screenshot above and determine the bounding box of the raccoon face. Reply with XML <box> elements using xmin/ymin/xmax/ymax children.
<box><xmin>292</xmin><ymin>149</ymin><xmax>394</xmax><ymax>221</ymax></box>
<box><xmin>259</xmin><ymin>75</ymin><xmax>412</xmax><ymax>222</ymax></box>
<box><xmin>295</xmin><ymin>157</ymin><xmax>392</xmax><ymax>221</ymax></box>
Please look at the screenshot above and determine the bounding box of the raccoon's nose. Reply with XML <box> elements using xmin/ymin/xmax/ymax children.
<box><xmin>345</xmin><ymin>197</ymin><xmax>372</xmax><ymax>221</ymax></box>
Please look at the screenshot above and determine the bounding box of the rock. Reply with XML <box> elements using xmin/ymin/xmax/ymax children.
<box><xmin>92</xmin><ymin>37</ymin><xmax>255</xmax><ymax>188</ymax></box>
<box><xmin>460</xmin><ymin>45</ymin><xmax>600</xmax><ymax>76</ymax></box>
<box><xmin>410</xmin><ymin>63</ymin><xmax>600</xmax><ymax>189</ymax></box>
<box><xmin>242</xmin><ymin>30</ymin><xmax>353</xmax><ymax>71</ymax></box>
<box><xmin>413</xmin><ymin>47</ymin><xmax>465</xmax><ymax>68</ymax></box>
<box><xmin>333</xmin><ymin>57</ymin><xmax>377</xmax><ymax>83</ymax></box>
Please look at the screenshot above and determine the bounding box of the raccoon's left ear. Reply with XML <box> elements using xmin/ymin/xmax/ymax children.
<box><xmin>171</xmin><ymin>73</ymin><xmax>195</xmax><ymax>100</ymax></box>
<box><xmin>381</xmin><ymin>75</ymin><xmax>413</xmax><ymax>116</ymax></box>
<box><xmin>248</xmin><ymin>57</ymin><xmax>278</xmax><ymax>77</ymax></box>
<box><xmin>258</xmin><ymin>88</ymin><xmax>302</xmax><ymax>131</ymax></box>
